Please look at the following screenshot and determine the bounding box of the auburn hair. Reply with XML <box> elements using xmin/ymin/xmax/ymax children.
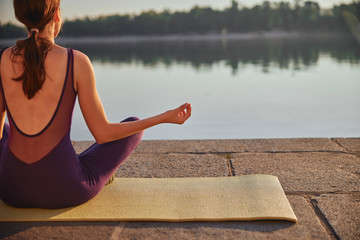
<box><xmin>11</xmin><ymin>0</ymin><xmax>60</xmax><ymax>99</ymax></box>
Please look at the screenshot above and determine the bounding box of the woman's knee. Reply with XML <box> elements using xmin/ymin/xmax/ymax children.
<box><xmin>121</xmin><ymin>116</ymin><xmax>140</xmax><ymax>123</ymax></box>
<box><xmin>0</xmin><ymin>123</ymin><xmax>10</xmax><ymax>142</ymax></box>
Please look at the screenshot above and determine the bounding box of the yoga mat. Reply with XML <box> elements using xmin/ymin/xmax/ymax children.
<box><xmin>0</xmin><ymin>175</ymin><xmax>297</xmax><ymax>222</ymax></box>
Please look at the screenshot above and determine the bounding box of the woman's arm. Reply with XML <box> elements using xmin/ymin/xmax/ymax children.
<box><xmin>74</xmin><ymin>50</ymin><xmax>191</xmax><ymax>144</ymax></box>
<box><xmin>0</xmin><ymin>106</ymin><xmax>5</xmax><ymax>140</ymax></box>
<box><xmin>0</xmin><ymin>63</ymin><xmax>6</xmax><ymax>140</ymax></box>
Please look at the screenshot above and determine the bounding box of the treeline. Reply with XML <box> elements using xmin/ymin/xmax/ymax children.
<box><xmin>64</xmin><ymin>37</ymin><xmax>360</xmax><ymax>73</ymax></box>
<box><xmin>1</xmin><ymin>1</ymin><xmax>359</xmax><ymax>38</ymax></box>
<box><xmin>0</xmin><ymin>23</ymin><xmax>27</xmax><ymax>38</ymax></box>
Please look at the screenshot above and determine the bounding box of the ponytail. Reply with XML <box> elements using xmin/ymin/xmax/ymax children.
<box><xmin>12</xmin><ymin>30</ymin><xmax>52</xmax><ymax>99</ymax></box>
<box><xmin>11</xmin><ymin>0</ymin><xmax>60</xmax><ymax>99</ymax></box>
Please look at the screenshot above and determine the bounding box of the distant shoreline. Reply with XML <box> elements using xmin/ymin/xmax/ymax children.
<box><xmin>0</xmin><ymin>31</ymin><xmax>352</xmax><ymax>45</ymax></box>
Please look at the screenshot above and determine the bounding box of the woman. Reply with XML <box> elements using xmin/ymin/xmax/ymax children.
<box><xmin>0</xmin><ymin>0</ymin><xmax>191</xmax><ymax>209</ymax></box>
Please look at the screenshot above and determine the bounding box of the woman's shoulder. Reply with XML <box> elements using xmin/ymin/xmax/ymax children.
<box><xmin>72</xmin><ymin>49</ymin><xmax>90</xmax><ymax>62</ymax></box>
<box><xmin>71</xmin><ymin>49</ymin><xmax>93</xmax><ymax>73</ymax></box>
<box><xmin>71</xmin><ymin>49</ymin><xmax>95</xmax><ymax>86</ymax></box>
<box><xmin>51</xmin><ymin>45</ymin><xmax>88</xmax><ymax>60</ymax></box>
<box><xmin>0</xmin><ymin>46</ymin><xmax>16</xmax><ymax>73</ymax></box>
<box><xmin>1</xmin><ymin>46</ymin><xmax>15</xmax><ymax>59</ymax></box>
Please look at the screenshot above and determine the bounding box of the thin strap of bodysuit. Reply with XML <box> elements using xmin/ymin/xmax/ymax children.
<box><xmin>0</xmin><ymin>47</ymin><xmax>9</xmax><ymax>113</ymax></box>
<box><xmin>2</xmin><ymin>49</ymin><xmax>70</xmax><ymax>137</ymax></box>
<box><xmin>0</xmin><ymin>48</ymin><xmax>77</xmax><ymax>164</ymax></box>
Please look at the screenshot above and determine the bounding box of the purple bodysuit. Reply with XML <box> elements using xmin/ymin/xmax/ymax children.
<box><xmin>0</xmin><ymin>48</ymin><xmax>143</xmax><ymax>208</ymax></box>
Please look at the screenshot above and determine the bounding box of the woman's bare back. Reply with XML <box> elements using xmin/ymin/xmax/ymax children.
<box><xmin>0</xmin><ymin>45</ymin><xmax>69</xmax><ymax>135</ymax></box>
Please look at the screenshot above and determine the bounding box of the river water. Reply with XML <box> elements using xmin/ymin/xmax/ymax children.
<box><xmin>1</xmin><ymin>34</ymin><xmax>360</xmax><ymax>140</ymax></box>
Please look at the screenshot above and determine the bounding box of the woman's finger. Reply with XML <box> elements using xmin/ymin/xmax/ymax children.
<box><xmin>183</xmin><ymin>104</ymin><xmax>191</xmax><ymax>119</ymax></box>
<box><xmin>178</xmin><ymin>103</ymin><xmax>188</xmax><ymax>110</ymax></box>
<box><xmin>173</xmin><ymin>103</ymin><xmax>191</xmax><ymax>123</ymax></box>
<box><xmin>187</xmin><ymin>104</ymin><xmax>192</xmax><ymax>116</ymax></box>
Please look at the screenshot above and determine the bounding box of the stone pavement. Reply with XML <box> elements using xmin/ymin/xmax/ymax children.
<box><xmin>0</xmin><ymin>138</ymin><xmax>359</xmax><ymax>240</ymax></box>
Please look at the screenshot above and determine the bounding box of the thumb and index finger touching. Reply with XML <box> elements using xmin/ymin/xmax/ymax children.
<box><xmin>179</xmin><ymin>102</ymin><xmax>192</xmax><ymax>118</ymax></box>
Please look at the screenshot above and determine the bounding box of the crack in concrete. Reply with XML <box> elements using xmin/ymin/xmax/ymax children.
<box><xmin>109</xmin><ymin>222</ymin><xmax>127</xmax><ymax>240</ymax></box>
<box><xmin>330</xmin><ymin>138</ymin><xmax>349</xmax><ymax>152</ymax></box>
<box><xmin>330</xmin><ymin>138</ymin><xmax>360</xmax><ymax>158</ymax></box>
<box><xmin>306</xmin><ymin>197</ymin><xmax>340</xmax><ymax>240</ymax></box>
<box><xmin>149</xmin><ymin>150</ymin><xmax>354</xmax><ymax>155</ymax></box>
<box><xmin>223</xmin><ymin>154</ymin><xmax>236</xmax><ymax>176</ymax></box>
<box><xmin>286</xmin><ymin>191</ymin><xmax>360</xmax><ymax>196</ymax></box>
<box><xmin>261</xmin><ymin>150</ymin><xmax>349</xmax><ymax>154</ymax></box>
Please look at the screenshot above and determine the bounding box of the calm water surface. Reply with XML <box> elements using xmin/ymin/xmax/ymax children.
<box><xmin>2</xmin><ymin>36</ymin><xmax>360</xmax><ymax>140</ymax></box>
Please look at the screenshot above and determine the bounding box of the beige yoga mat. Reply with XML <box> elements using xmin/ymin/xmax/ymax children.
<box><xmin>0</xmin><ymin>175</ymin><xmax>297</xmax><ymax>222</ymax></box>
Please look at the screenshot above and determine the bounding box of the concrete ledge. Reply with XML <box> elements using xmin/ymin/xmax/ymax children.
<box><xmin>72</xmin><ymin>138</ymin><xmax>345</xmax><ymax>154</ymax></box>
<box><xmin>231</xmin><ymin>152</ymin><xmax>360</xmax><ymax>193</ymax></box>
<box><xmin>116</xmin><ymin>153</ymin><xmax>229</xmax><ymax>178</ymax></box>
<box><xmin>315</xmin><ymin>194</ymin><xmax>360</xmax><ymax>240</ymax></box>
<box><xmin>332</xmin><ymin>138</ymin><xmax>360</xmax><ymax>155</ymax></box>
<box><xmin>1</xmin><ymin>138</ymin><xmax>359</xmax><ymax>240</ymax></box>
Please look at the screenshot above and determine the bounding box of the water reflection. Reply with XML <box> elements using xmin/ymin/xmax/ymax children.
<box><xmin>1</xmin><ymin>36</ymin><xmax>359</xmax><ymax>140</ymax></box>
<box><xmin>60</xmin><ymin>36</ymin><xmax>360</xmax><ymax>74</ymax></box>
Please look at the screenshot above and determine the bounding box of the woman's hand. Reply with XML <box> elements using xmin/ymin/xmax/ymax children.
<box><xmin>75</xmin><ymin>49</ymin><xmax>192</xmax><ymax>143</ymax></box>
<box><xmin>161</xmin><ymin>103</ymin><xmax>192</xmax><ymax>124</ymax></box>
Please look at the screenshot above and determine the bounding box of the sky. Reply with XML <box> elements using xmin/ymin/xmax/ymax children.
<box><xmin>0</xmin><ymin>0</ymin><xmax>356</xmax><ymax>25</ymax></box>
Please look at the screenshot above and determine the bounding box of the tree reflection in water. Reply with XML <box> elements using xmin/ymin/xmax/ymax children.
<box><xmin>62</xmin><ymin>35</ymin><xmax>360</xmax><ymax>75</ymax></box>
